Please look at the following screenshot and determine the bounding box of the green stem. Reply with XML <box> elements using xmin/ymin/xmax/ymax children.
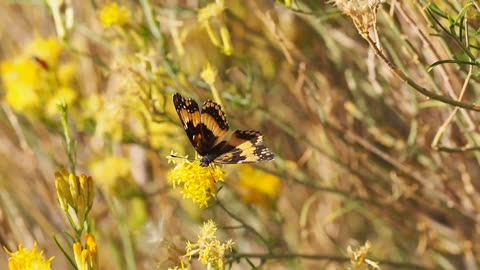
<box><xmin>216</xmin><ymin>200</ymin><xmax>271</xmax><ymax>251</ymax></box>
<box><xmin>107</xmin><ymin>196</ymin><xmax>136</xmax><ymax>270</ymax></box>
<box><xmin>53</xmin><ymin>235</ymin><xmax>78</xmax><ymax>269</ymax></box>
<box><xmin>59</xmin><ymin>102</ymin><xmax>76</xmax><ymax>174</ymax></box>
<box><xmin>364</xmin><ymin>34</ymin><xmax>480</xmax><ymax>111</ymax></box>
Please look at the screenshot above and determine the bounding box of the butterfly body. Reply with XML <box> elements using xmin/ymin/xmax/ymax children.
<box><xmin>173</xmin><ymin>93</ymin><xmax>274</xmax><ymax>167</ymax></box>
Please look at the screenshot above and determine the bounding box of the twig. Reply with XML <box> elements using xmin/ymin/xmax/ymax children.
<box><xmin>228</xmin><ymin>252</ymin><xmax>432</xmax><ymax>270</ymax></box>
<box><xmin>216</xmin><ymin>200</ymin><xmax>271</xmax><ymax>251</ymax></box>
<box><xmin>398</xmin><ymin>3</ymin><xmax>475</xmax><ymax>129</ymax></box>
<box><xmin>431</xmin><ymin>14</ymin><xmax>476</xmax><ymax>151</ymax></box>
<box><xmin>364</xmin><ymin>34</ymin><xmax>480</xmax><ymax>111</ymax></box>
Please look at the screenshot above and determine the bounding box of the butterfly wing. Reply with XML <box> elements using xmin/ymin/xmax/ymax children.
<box><xmin>173</xmin><ymin>93</ymin><xmax>229</xmax><ymax>156</ymax></box>
<box><xmin>213</xmin><ymin>130</ymin><xmax>274</xmax><ymax>164</ymax></box>
<box><xmin>173</xmin><ymin>93</ymin><xmax>206</xmax><ymax>154</ymax></box>
<box><xmin>200</xmin><ymin>99</ymin><xmax>229</xmax><ymax>148</ymax></box>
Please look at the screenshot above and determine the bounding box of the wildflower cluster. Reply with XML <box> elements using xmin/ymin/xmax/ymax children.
<box><xmin>167</xmin><ymin>157</ymin><xmax>224</xmax><ymax>208</ymax></box>
<box><xmin>55</xmin><ymin>168</ymin><xmax>94</xmax><ymax>232</ymax></box>
<box><xmin>0</xmin><ymin>36</ymin><xmax>77</xmax><ymax>119</ymax></box>
<box><xmin>89</xmin><ymin>155</ymin><xmax>131</xmax><ymax>192</ymax></box>
<box><xmin>4</xmin><ymin>242</ymin><xmax>54</xmax><ymax>270</ymax></box>
<box><xmin>98</xmin><ymin>2</ymin><xmax>131</xmax><ymax>28</ymax></box>
<box><xmin>237</xmin><ymin>165</ymin><xmax>281</xmax><ymax>204</ymax></box>
<box><xmin>346</xmin><ymin>241</ymin><xmax>380</xmax><ymax>270</ymax></box>
<box><xmin>55</xmin><ymin>168</ymin><xmax>98</xmax><ymax>270</ymax></box>
<box><xmin>184</xmin><ymin>220</ymin><xmax>234</xmax><ymax>270</ymax></box>
<box><xmin>198</xmin><ymin>0</ymin><xmax>233</xmax><ymax>55</ymax></box>
<box><xmin>73</xmin><ymin>233</ymin><xmax>98</xmax><ymax>270</ymax></box>
<box><xmin>200</xmin><ymin>63</ymin><xmax>224</xmax><ymax>107</ymax></box>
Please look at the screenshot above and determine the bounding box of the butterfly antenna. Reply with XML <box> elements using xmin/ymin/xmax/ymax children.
<box><xmin>167</xmin><ymin>154</ymin><xmax>195</xmax><ymax>162</ymax></box>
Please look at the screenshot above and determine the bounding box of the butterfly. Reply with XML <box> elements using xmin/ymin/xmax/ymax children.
<box><xmin>173</xmin><ymin>93</ymin><xmax>274</xmax><ymax>167</ymax></box>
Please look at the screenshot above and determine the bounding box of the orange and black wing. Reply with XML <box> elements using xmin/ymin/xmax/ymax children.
<box><xmin>173</xmin><ymin>93</ymin><xmax>203</xmax><ymax>153</ymax></box>
<box><xmin>173</xmin><ymin>93</ymin><xmax>229</xmax><ymax>156</ymax></box>
<box><xmin>200</xmin><ymin>99</ymin><xmax>229</xmax><ymax>149</ymax></box>
<box><xmin>213</xmin><ymin>130</ymin><xmax>274</xmax><ymax>164</ymax></box>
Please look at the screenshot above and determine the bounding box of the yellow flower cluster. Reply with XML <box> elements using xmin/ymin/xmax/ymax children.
<box><xmin>346</xmin><ymin>241</ymin><xmax>381</xmax><ymax>270</ymax></box>
<box><xmin>54</xmin><ymin>169</ymin><xmax>98</xmax><ymax>270</ymax></box>
<box><xmin>237</xmin><ymin>165</ymin><xmax>281</xmax><ymax>204</ymax></box>
<box><xmin>73</xmin><ymin>233</ymin><xmax>98</xmax><ymax>270</ymax></box>
<box><xmin>200</xmin><ymin>63</ymin><xmax>217</xmax><ymax>86</ymax></box>
<box><xmin>89</xmin><ymin>155</ymin><xmax>131</xmax><ymax>191</ymax></box>
<box><xmin>99</xmin><ymin>2</ymin><xmax>131</xmax><ymax>27</ymax></box>
<box><xmin>197</xmin><ymin>0</ymin><xmax>225</xmax><ymax>23</ymax></box>
<box><xmin>197</xmin><ymin>0</ymin><xmax>232</xmax><ymax>55</ymax></box>
<box><xmin>0</xmin><ymin>37</ymin><xmax>77</xmax><ymax>118</ymax></box>
<box><xmin>55</xmin><ymin>168</ymin><xmax>95</xmax><ymax>231</ymax></box>
<box><xmin>200</xmin><ymin>63</ymin><xmax>224</xmax><ymax>107</ymax></box>
<box><xmin>167</xmin><ymin>159</ymin><xmax>224</xmax><ymax>208</ymax></box>
<box><xmin>184</xmin><ymin>220</ymin><xmax>234</xmax><ymax>270</ymax></box>
<box><xmin>4</xmin><ymin>242</ymin><xmax>54</xmax><ymax>270</ymax></box>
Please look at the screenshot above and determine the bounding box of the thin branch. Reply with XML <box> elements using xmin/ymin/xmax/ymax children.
<box><xmin>363</xmin><ymin>34</ymin><xmax>480</xmax><ymax>111</ymax></box>
<box><xmin>216</xmin><ymin>200</ymin><xmax>272</xmax><ymax>251</ymax></box>
<box><xmin>432</xmin><ymin>14</ymin><xmax>476</xmax><ymax>151</ymax></box>
<box><xmin>229</xmin><ymin>252</ymin><xmax>432</xmax><ymax>270</ymax></box>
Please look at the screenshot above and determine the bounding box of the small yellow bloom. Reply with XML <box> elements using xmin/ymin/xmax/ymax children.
<box><xmin>0</xmin><ymin>36</ymin><xmax>77</xmax><ymax>119</ymax></box>
<box><xmin>200</xmin><ymin>63</ymin><xmax>217</xmax><ymax>86</ymax></box>
<box><xmin>99</xmin><ymin>2</ymin><xmax>130</xmax><ymax>27</ymax></box>
<box><xmin>89</xmin><ymin>155</ymin><xmax>135</xmax><ymax>194</ymax></box>
<box><xmin>347</xmin><ymin>241</ymin><xmax>381</xmax><ymax>270</ymax></box>
<box><xmin>168</xmin><ymin>159</ymin><xmax>224</xmax><ymax>208</ymax></box>
<box><xmin>55</xmin><ymin>168</ymin><xmax>95</xmax><ymax>230</ymax></box>
<box><xmin>46</xmin><ymin>86</ymin><xmax>78</xmax><ymax>117</ymax></box>
<box><xmin>73</xmin><ymin>233</ymin><xmax>98</xmax><ymax>270</ymax></box>
<box><xmin>4</xmin><ymin>242</ymin><xmax>54</xmax><ymax>270</ymax></box>
<box><xmin>57</xmin><ymin>62</ymin><xmax>77</xmax><ymax>85</ymax></box>
<box><xmin>184</xmin><ymin>220</ymin><xmax>234</xmax><ymax>270</ymax></box>
<box><xmin>27</xmin><ymin>36</ymin><xmax>63</xmax><ymax>67</ymax></box>
<box><xmin>197</xmin><ymin>0</ymin><xmax>233</xmax><ymax>55</ymax></box>
<box><xmin>237</xmin><ymin>165</ymin><xmax>281</xmax><ymax>204</ymax></box>
<box><xmin>197</xmin><ymin>0</ymin><xmax>224</xmax><ymax>23</ymax></box>
<box><xmin>1</xmin><ymin>57</ymin><xmax>43</xmax><ymax>114</ymax></box>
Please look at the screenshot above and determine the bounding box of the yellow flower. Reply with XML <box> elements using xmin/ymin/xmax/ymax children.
<box><xmin>73</xmin><ymin>233</ymin><xmax>98</xmax><ymax>270</ymax></box>
<box><xmin>200</xmin><ymin>63</ymin><xmax>217</xmax><ymax>86</ymax></box>
<box><xmin>198</xmin><ymin>0</ymin><xmax>224</xmax><ymax>23</ymax></box>
<box><xmin>167</xmin><ymin>159</ymin><xmax>224</xmax><ymax>208</ymax></box>
<box><xmin>347</xmin><ymin>241</ymin><xmax>381</xmax><ymax>270</ymax></box>
<box><xmin>89</xmin><ymin>155</ymin><xmax>134</xmax><ymax>193</ymax></box>
<box><xmin>237</xmin><ymin>165</ymin><xmax>281</xmax><ymax>204</ymax></box>
<box><xmin>57</xmin><ymin>62</ymin><xmax>77</xmax><ymax>85</ymax></box>
<box><xmin>99</xmin><ymin>2</ymin><xmax>130</xmax><ymax>27</ymax></box>
<box><xmin>27</xmin><ymin>36</ymin><xmax>63</xmax><ymax>67</ymax></box>
<box><xmin>4</xmin><ymin>242</ymin><xmax>54</xmax><ymax>270</ymax></box>
<box><xmin>184</xmin><ymin>220</ymin><xmax>234</xmax><ymax>270</ymax></box>
<box><xmin>148</xmin><ymin>121</ymin><xmax>181</xmax><ymax>149</ymax></box>
<box><xmin>55</xmin><ymin>168</ymin><xmax>95</xmax><ymax>230</ymax></box>
<box><xmin>197</xmin><ymin>0</ymin><xmax>233</xmax><ymax>55</ymax></box>
<box><xmin>46</xmin><ymin>86</ymin><xmax>77</xmax><ymax>117</ymax></box>
<box><xmin>0</xmin><ymin>36</ymin><xmax>77</xmax><ymax>119</ymax></box>
<box><xmin>1</xmin><ymin>57</ymin><xmax>43</xmax><ymax>114</ymax></box>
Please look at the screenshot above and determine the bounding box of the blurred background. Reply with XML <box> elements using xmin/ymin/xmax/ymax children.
<box><xmin>0</xmin><ymin>0</ymin><xmax>480</xmax><ymax>269</ymax></box>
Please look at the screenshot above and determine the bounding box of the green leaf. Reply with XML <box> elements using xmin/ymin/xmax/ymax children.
<box><xmin>428</xmin><ymin>59</ymin><xmax>477</xmax><ymax>72</ymax></box>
